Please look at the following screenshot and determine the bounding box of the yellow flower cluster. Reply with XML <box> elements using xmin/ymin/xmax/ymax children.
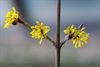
<box><xmin>30</xmin><ymin>21</ymin><xmax>50</xmax><ymax>44</ymax></box>
<box><xmin>64</xmin><ymin>25</ymin><xmax>76</xmax><ymax>34</ymax></box>
<box><xmin>4</xmin><ymin>7</ymin><xmax>19</xmax><ymax>28</ymax></box>
<box><xmin>64</xmin><ymin>25</ymin><xmax>89</xmax><ymax>48</ymax></box>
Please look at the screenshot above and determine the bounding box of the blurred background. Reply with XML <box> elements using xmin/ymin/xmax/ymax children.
<box><xmin>0</xmin><ymin>0</ymin><xmax>100</xmax><ymax>67</ymax></box>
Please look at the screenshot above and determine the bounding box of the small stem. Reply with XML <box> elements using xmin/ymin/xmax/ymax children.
<box><xmin>60</xmin><ymin>39</ymin><xmax>69</xmax><ymax>47</ymax></box>
<box><xmin>60</xmin><ymin>40</ymin><xmax>66</xmax><ymax>46</ymax></box>
<box><xmin>46</xmin><ymin>36</ymin><xmax>56</xmax><ymax>46</ymax></box>
<box><xmin>60</xmin><ymin>34</ymin><xmax>72</xmax><ymax>47</ymax></box>
<box><xmin>18</xmin><ymin>18</ymin><xmax>31</xmax><ymax>28</ymax></box>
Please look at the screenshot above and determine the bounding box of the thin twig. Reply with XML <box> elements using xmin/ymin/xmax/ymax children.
<box><xmin>18</xmin><ymin>18</ymin><xmax>31</xmax><ymax>28</ymax></box>
<box><xmin>46</xmin><ymin>36</ymin><xmax>56</xmax><ymax>47</ymax></box>
<box><xmin>60</xmin><ymin>39</ymin><xmax>69</xmax><ymax>47</ymax></box>
<box><xmin>60</xmin><ymin>40</ymin><xmax>66</xmax><ymax>46</ymax></box>
<box><xmin>18</xmin><ymin>18</ymin><xmax>56</xmax><ymax>46</ymax></box>
<box><xmin>60</xmin><ymin>35</ymin><xmax>70</xmax><ymax>47</ymax></box>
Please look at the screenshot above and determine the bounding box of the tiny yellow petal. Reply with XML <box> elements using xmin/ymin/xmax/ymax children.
<box><xmin>40</xmin><ymin>38</ymin><xmax>43</xmax><ymax>44</ymax></box>
<box><xmin>78</xmin><ymin>42</ymin><xmax>82</xmax><ymax>47</ymax></box>
<box><xmin>36</xmin><ymin>20</ymin><xmax>39</xmax><ymax>25</ymax></box>
<box><xmin>12</xmin><ymin>7</ymin><xmax>16</xmax><ymax>11</ymax></box>
<box><xmin>74</xmin><ymin>44</ymin><xmax>78</xmax><ymax>48</ymax></box>
<box><xmin>71</xmin><ymin>25</ymin><xmax>74</xmax><ymax>28</ymax></box>
<box><xmin>81</xmin><ymin>27</ymin><xmax>85</xmax><ymax>31</ymax></box>
<box><xmin>31</xmin><ymin>26</ymin><xmax>35</xmax><ymax>29</ymax></box>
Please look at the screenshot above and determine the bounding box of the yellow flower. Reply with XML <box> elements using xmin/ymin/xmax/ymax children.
<box><xmin>64</xmin><ymin>25</ymin><xmax>77</xmax><ymax>34</ymax></box>
<box><xmin>64</xmin><ymin>25</ymin><xmax>89</xmax><ymax>48</ymax></box>
<box><xmin>30</xmin><ymin>21</ymin><xmax>50</xmax><ymax>44</ymax></box>
<box><xmin>4</xmin><ymin>7</ymin><xmax>19</xmax><ymax>28</ymax></box>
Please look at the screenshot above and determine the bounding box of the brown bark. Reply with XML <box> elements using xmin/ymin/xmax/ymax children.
<box><xmin>56</xmin><ymin>47</ymin><xmax>61</xmax><ymax>67</ymax></box>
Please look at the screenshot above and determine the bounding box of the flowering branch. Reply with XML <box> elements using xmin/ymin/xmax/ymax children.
<box><xmin>3</xmin><ymin>0</ymin><xmax>89</xmax><ymax>67</ymax></box>
<box><xmin>19</xmin><ymin>18</ymin><xmax>56</xmax><ymax>45</ymax></box>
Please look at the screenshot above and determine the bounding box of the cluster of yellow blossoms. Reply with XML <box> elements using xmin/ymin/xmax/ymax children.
<box><xmin>4</xmin><ymin>7</ymin><xmax>89</xmax><ymax>48</ymax></box>
<box><xmin>30</xmin><ymin>21</ymin><xmax>50</xmax><ymax>44</ymax></box>
<box><xmin>3</xmin><ymin>7</ymin><xmax>50</xmax><ymax>44</ymax></box>
<box><xmin>4</xmin><ymin>7</ymin><xmax>19</xmax><ymax>28</ymax></box>
<box><xmin>64</xmin><ymin>25</ymin><xmax>89</xmax><ymax>48</ymax></box>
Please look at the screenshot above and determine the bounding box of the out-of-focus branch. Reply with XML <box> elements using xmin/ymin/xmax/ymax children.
<box><xmin>18</xmin><ymin>18</ymin><xmax>31</xmax><ymax>28</ymax></box>
<box><xmin>60</xmin><ymin>39</ymin><xmax>68</xmax><ymax>47</ymax></box>
<box><xmin>18</xmin><ymin>18</ymin><xmax>56</xmax><ymax>46</ymax></box>
<box><xmin>46</xmin><ymin>36</ymin><xmax>56</xmax><ymax>47</ymax></box>
<box><xmin>60</xmin><ymin>35</ymin><xmax>70</xmax><ymax>47</ymax></box>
